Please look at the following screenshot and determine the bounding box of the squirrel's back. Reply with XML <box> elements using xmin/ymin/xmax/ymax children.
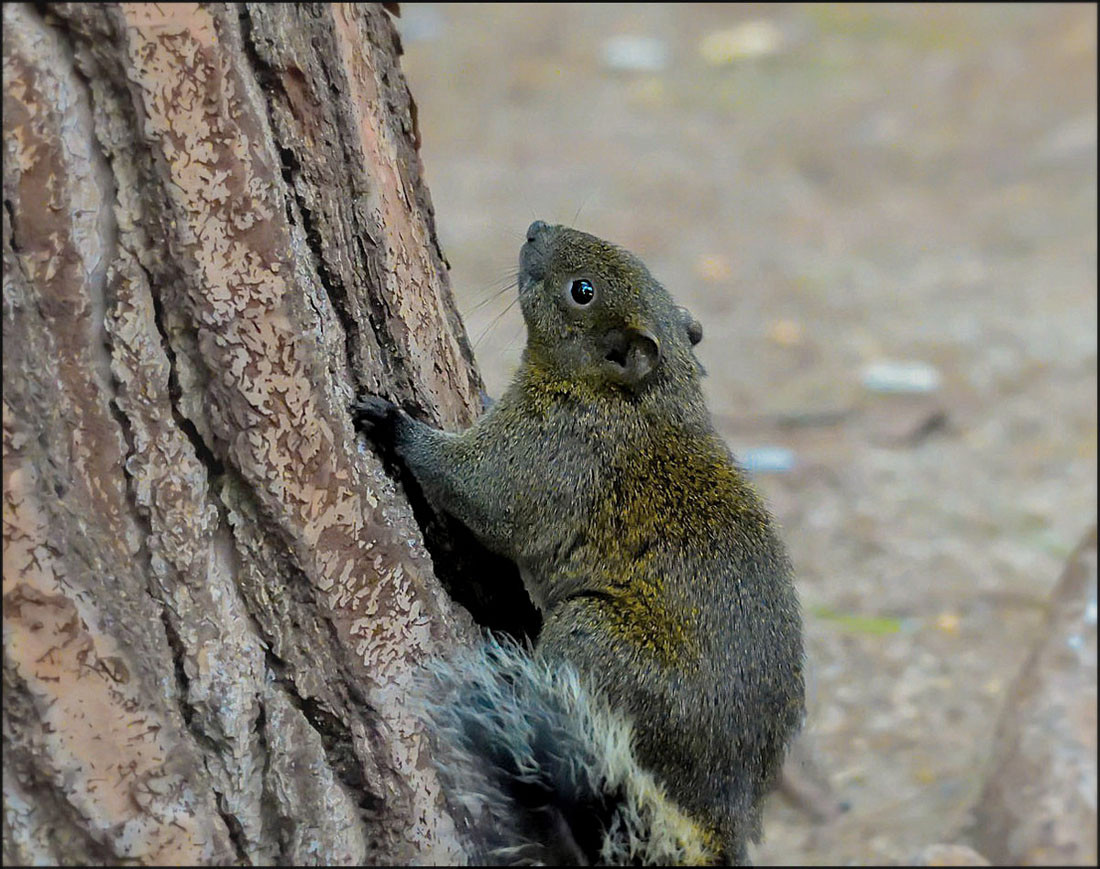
<box><xmin>523</xmin><ymin>395</ymin><xmax>803</xmax><ymax>858</ymax></box>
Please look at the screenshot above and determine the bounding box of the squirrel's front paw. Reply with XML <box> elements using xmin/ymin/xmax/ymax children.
<box><xmin>351</xmin><ymin>394</ymin><xmax>403</xmax><ymax>438</ymax></box>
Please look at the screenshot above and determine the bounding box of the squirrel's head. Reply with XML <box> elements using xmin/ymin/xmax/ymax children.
<box><xmin>518</xmin><ymin>221</ymin><xmax>703</xmax><ymax>392</ymax></box>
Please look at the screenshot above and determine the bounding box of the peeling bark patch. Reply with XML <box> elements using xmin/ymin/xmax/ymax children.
<box><xmin>3</xmin><ymin>25</ymin><xmax>130</xmax><ymax>546</ymax></box>
<box><xmin>2</xmin><ymin>454</ymin><xmax>217</xmax><ymax>864</ymax></box>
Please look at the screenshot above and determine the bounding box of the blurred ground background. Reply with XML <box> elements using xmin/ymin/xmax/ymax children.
<box><xmin>394</xmin><ymin>4</ymin><xmax>1097</xmax><ymax>864</ymax></box>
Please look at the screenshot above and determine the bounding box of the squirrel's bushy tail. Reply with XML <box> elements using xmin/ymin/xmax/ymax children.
<box><xmin>415</xmin><ymin>637</ymin><xmax>723</xmax><ymax>866</ymax></box>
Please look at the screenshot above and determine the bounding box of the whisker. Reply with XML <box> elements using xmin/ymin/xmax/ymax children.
<box><xmin>466</xmin><ymin>266</ymin><xmax>516</xmax><ymax>296</ymax></box>
<box><xmin>469</xmin><ymin>280</ymin><xmax>518</xmax><ymax>314</ymax></box>
<box><xmin>473</xmin><ymin>295</ymin><xmax>520</xmax><ymax>349</ymax></box>
<box><xmin>570</xmin><ymin>194</ymin><xmax>592</xmax><ymax>228</ymax></box>
<box><xmin>468</xmin><ymin>270</ymin><xmax>519</xmax><ymax>313</ymax></box>
<box><xmin>502</xmin><ymin>321</ymin><xmax>526</xmax><ymax>357</ymax></box>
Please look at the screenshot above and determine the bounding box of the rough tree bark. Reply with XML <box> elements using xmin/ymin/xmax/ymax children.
<box><xmin>3</xmin><ymin>3</ymin><xmax>487</xmax><ymax>864</ymax></box>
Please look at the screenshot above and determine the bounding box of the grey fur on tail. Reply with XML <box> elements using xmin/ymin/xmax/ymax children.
<box><xmin>414</xmin><ymin>638</ymin><xmax>724</xmax><ymax>866</ymax></box>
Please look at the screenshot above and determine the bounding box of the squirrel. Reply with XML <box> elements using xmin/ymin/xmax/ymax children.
<box><xmin>353</xmin><ymin>221</ymin><xmax>804</xmax><ymax>865</ymax></box>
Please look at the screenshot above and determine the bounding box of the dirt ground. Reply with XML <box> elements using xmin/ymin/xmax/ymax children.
<box><xmin>395</xmin><ymin>4</ymin><xmax>1097</xmax><ymax>864</ymax></box>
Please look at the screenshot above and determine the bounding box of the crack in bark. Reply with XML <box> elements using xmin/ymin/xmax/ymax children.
<box><xmin>158</xmin><ymin>611</ymin><xmax>195</xmax><ymax>730</ymax></box>
<box><xmin>353</xmin><ymin>231</ymin><xmax>414</xmax><ymax>398</ymax></box>
<box><xmin>297</xmin><ymin>189</ymin><xmax>367</xmax><ymax>383</ymax></box>
<box><xmin>213</xmin><ymin>792</ymin><xmax>252</xmax><ymax>866</ymax></box>
<box><xmin>2</xmin><ymin>199</ymin><xmax>21</xmax><ymax>254</ymax></box>
<box><xmin>250</xmin><ymin>700</ymin><xmax>291</xmax><ymax>864</ymax></box>
<box><xmin>262</xmin><ymin>645</ymin><xmax>385</xmax><ymax>816</ymax></box>
<box><xmin>158</xmin><ymin>612</ymin><xmax>251</xmax><ymax>865</ymax></box>
<box><xmin>143</xmin><ymin>276</ymin><xmax>227</xmax><ymax>478</ymax></box>
<box><xmin>235</xmin><ymin>5</ymin><xmax>365</xmax><ymax>365</ymax></box>
<box><xmin>236</xmin><ymin>4</ymin><xmax>416</xmax><ymax>404</ymax></box>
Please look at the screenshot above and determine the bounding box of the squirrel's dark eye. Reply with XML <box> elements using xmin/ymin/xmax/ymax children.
<box><xmin>570</xmin><ymin>279</ymin><xmax>595</xmax><ymax>306</ymax></box>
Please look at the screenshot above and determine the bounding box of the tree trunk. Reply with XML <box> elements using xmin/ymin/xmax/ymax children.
<box><xmin>3</xmin><ymin>3</ymin><xmax>484</xmax><ymax>863</ymax></box>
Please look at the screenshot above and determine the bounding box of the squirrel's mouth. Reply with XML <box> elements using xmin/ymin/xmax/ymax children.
<box><xmin>518</xmin><ymin>246</ymin><xmax>547</xmax><ymax>288</ymax></box>
<box><xmin>517</xmin><ymin>275</ymin><xmax>534</xmax><ymax>299</ymax></box>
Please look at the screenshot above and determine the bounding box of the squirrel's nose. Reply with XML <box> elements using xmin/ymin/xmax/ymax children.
<box><xmin>525</xmin><ymin>220</ymin><xmax>550</xmax><ymax>243</ymax></box>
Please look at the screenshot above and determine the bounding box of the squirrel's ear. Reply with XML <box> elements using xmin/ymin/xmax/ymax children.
<box><xmin>602</xmin><ymin>327</ymin><xmax>661</xmax><ymax>387</ymax></box>
<box><xmin>677</xmin><ymin>306</ymin><xmax>703</xmax><ymax>346</ymax></box>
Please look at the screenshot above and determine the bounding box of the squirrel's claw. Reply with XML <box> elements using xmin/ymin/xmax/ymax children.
<box><xmin>351</xmin><ymin>394</ymin><xmax>400</xmax><ymax>434</ymax></box>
